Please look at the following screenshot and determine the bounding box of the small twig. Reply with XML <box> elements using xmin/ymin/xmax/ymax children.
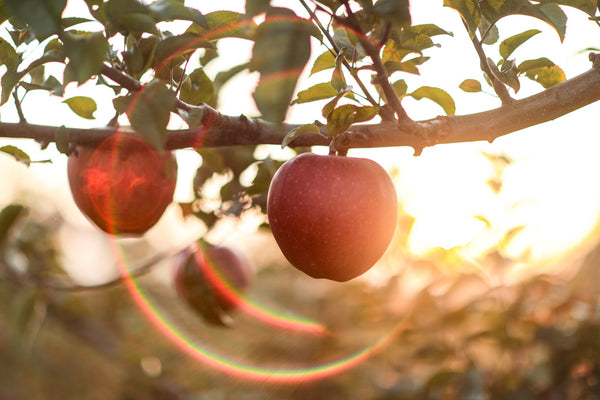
<box><xmin>12</xmin><ymin>90</ymin><xmax>27</xmax><ymax>124</ymax></box>
<box><xmin>463</xmin><ymin>20</ymin><xmax>513</xmax><ymax>104</ymax></box>
<box><xmin>298</xmin><ymin>0</ymin><xmax>379</xmax><ymax>108</ymax></box>
<box><xmin>338</xmin><ymin>2</ymin><xmax>410</xmax><ymax>121</ymax></box>
<box><xmin>174</xmin><ymin>55</ymin><xmax>191</xmax><ymax>97</ymax></box>
<box><xmin>1</xmin><ymin>249</ymin><xmax>181</xmax><ymax>293</ymax></box>
<box><xmin>100</xmin><ymin>63</ymin><xmax>192</xmax><ymax>112</ymax></box>
<box><xmin>52</xmin><ymin>249</ymin><xmax>179</xmax><ymax>292</ymax></box>
<box><xmin>378</xmin><ymin>21</ymin><xmax>392</xmax><ymax>49</ymax></box>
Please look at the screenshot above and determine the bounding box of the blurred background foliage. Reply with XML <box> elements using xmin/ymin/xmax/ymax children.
<box><xmin>1</xmin><ymin>183</ymin><xmax>600</xmax><ymax>400</ymax></box>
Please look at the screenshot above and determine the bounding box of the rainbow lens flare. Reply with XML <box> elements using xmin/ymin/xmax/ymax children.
<box><xmin>102</xmin><ymin>11</ymin><xmax>407</xmax><ymax>384</ymax></box>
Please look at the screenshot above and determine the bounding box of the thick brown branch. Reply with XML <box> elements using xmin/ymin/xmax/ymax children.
<box><xmin>1</xmin><ymin>68</ymin><xmax>599</xmax><ymax>152</ymax></box>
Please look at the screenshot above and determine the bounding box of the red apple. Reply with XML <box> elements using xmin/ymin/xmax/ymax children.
<box><xmin>67</xmin><ymin>133</ymin><xmax>177</xmax><ymax>235</ymax></box>
<box><xmin>174</xmin><ymin>242</ymin><xmax>252</xmax><ymax>325</ymax></box>
<box><xmin>267</xmin><ymin>153</ymin><xmax>397</xmax><ymax>282</ymax></box>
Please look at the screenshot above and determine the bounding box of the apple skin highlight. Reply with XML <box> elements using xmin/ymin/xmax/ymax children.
<box><xmin>267</xmin><ymin>153</ymin><xmax>398</xmax><ymax>282</ymax></box>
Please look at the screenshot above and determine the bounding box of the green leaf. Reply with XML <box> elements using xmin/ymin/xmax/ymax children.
<box><xmin>126</xmin><ymin>79</ymin><xmax>176</xmax><ymax>150</ymax></box>
<box><xmin>392</xmin><ymin>79</ymin><xmax>408</xmax><ymax>97</ymax></box>
<box><xmin>63</xmin><ymin>96</ymin><xmax>97</xmax><ymax>119</ymax></box>
<box><xmin>0</xmin><ymin>38</ymin><xmax>19</xmax><ymax>69</ymax></box>
<box><xmin>61</xmin><ymin>17</ymin><xmax>93</xmax><ymax>29</ymax></box>
<box><xmin>282</xmin><ymin>124</ymin><xmax>320</xmax><ymax>148</ymax></box>
<box><xmin>1</xmin><ymin>68</ymin><xmax>20</xmax><ymax>105</ymax></box>
<box><xmin>396</xmin><ymin>24</ymin><xmax>453</xmax><ymax>56</ymax></box>
<box><xmin>62</xmin><ymin>31</ymin><xmax>108</xmax><ymax>84</ymax></box>
<box><xmin>479</xmin><ymin>18</ymin><xmax>499</xmax><ymax>45</ymax></box>
<box><xmin>4</xmin><ymin>0</ymin><xmax>67</xmax><ymax>37</ymax></box>
<box><xmin>538</xmin><ymin>0</ymin><xmax>596</xmax><ymax>16</ymax></box>
<box><xmin>313</xmin><ymin>0</ymin><xmax>342</xmax><ymax>12</ymax></box>
<box><xmin>246</xmin><ymin>0</ymin><xmax>271</xmax><ymax>17</ymax></box>
<box><xmin>331</xmin><ymin>48</ymin><xmax>347</xmax><ymax>92</ymax></box>
<box><xmin>154</xmin><ymin>33</ymin><xmax>213</xmax><ymax>70</ymax></box>
<box><xmin>29</xmin><ymin>65</ymin><xmax>45</xmax><ymax>86</ymax></box>
<box><xmin>443</xmin><ymin>0</ymin><xmax>480</xmax><ymax>37</ymax></box>
<box><xmin>247</xmin><ymin>157</ymin><xmax>285</xmax><ymax>196</ymax></box>
<box><xmin>320</xmin><ymin>88</ymin><xmax>357</xmax><ymax>119</ymax></box>
<box><xmin>117</xmin><ymin>12</ymin><xmax>159</xmax><ymax>35</ymax></box>
<box><xmin>55</xmin><ymin>125</ymin><xmax>70</xmax><ymax>154</ymax></box>
<box><xmin>103</xmin><ymin>0</ymin><xmax>152</xmax><ymax>36</ymax></box>
<box><xmin>0</xmin><ymin>145</ymin><xmax>31</xmax><ymax>166</ymax></box>
<box><xmin>406</xmin><ymin>24</ymin><xmax>454</xmax><ymax>38</ymax></box>
<box><xmin>409</xmin><ymin>86</ymin><xmax>456</xmax><ymax>115</ymax></box>
<box><xmin>310</xmin><ymin>50</ymin><xmax>336</xmax><ymax>75</ymax></box>
<box><xmin>498</xmin><ymin>59</ymin><xmax>520</xmax><ymax>93</ymax></box>
<box><xmin>536</xmin><ymin>3</ymin><xmax>567</xmax><ymax>42</ymax></box>
<box><xmin>179</xmin><ymin>68</ymin><xmax>214</xmax><ymax>106</ymax></box>
<box><xmin>291</xmin><ymin>82</ymin><xmax>339</xmax><ymax>105</ymax></box>
<box><xmin>479</xmin><ymin>1</ymin><xmax>566</xmax><ymax>42</ymax></box>
<box><xmin>112</xmin><ymin>94</ymin><xmax>132</xmax><ymax>115</ymax></box>
<box><xmin>0</xmin><ymin>204</ymin><xmax>26</xmax><ymax>246</ymax></box>
<box><xmin>322</xmin><ymin>94</ymin><xmax>343</xmax><ymax>119</ymax></box>
<box><xmin>250</xmin><ymin>8</ymin><xmax>312</xmax><ymax>123</ymax></box>
<box><xmin>519</xmin><ymin>58</ymin><xmax>565</xmax><ymax>88</ymax></box>
<box><xmin>186</xmin><ymin>11</ymin><xmax>254</xmax><ymax>41</ymax></box>
<box><xmin>459</xmin><ymin>79</ymin><xmax>482</xmax><ymax>92</ymax></box>
<box><xmin>326</xmin><ymin>104</ymin><xmax>379</xmax><ymax>137</ymax></box>
<box><xmin>332</xmin><ymin>28</ymin><xmax>366</xmax><ymax>61</ymax></box>
<box><xmin>500</xmin><ymin>29</ymin><xmax>541</xmax><ymax>59</ymax></box>
<box><xmin>384</xmin><ymin>56</ymin><xmax>430</xmax><ymax>75</ymax></box>
<box><xmin>518</xmin><ymin>57</ymin><xmax>556</xmax><ymax>71</ymax></box>
<box><xmin>0</xmin><ymin>2</ymin><xmax>9</xmax><ymax>26</ymax></box>
<box><xmin>382</xmin><ymin>40</ymin><xmax>411</xmax><ymax>64</ymax></box>
<box><xmin>372</xmin><ymin>0</ymin><xmax>411</xmax><ymax>27</ymax></box>
<box><xmin>148</xmin><ymin>0</ymin><xmax>207</xmax><ymax>27</ymax></box>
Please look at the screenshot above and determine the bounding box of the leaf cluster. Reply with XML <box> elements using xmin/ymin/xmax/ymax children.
<box><xmin>0</xmin><ymin>0</ymin><xmax>597</xmax><ymax>232</ymax></box>
<box><xmin>448</xmin><ymin>0</ymin><xmax>596</xmax><ymax>94</ymax></box>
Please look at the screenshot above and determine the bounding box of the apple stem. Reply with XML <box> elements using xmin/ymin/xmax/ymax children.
<box><xmin>328</xmin><ymin>142</ymin><xmax>347</xmax><ymax>157</ymax></box>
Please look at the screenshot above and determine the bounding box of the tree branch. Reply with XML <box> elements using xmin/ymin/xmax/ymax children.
<box><xmin>1</xmin><ymin>68</ymin><xmax>599</xmax><ymax>152</ymax></box>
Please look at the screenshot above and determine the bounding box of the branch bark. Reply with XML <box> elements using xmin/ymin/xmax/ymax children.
<box><xmin>1</xmin><ymin>68</ymin><xmax>599</xmax><ymax>152</ymax></box>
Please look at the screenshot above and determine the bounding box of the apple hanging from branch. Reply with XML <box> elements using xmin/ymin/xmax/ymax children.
<box><xmin>67</xmin><ymin>133</ymin><xmax>178</xmax><ymax>235</ymax></box>
<box><xmin>267</xmin><ymin>152</ymin><xmax>398</xmax><ymax>282</ymax></box>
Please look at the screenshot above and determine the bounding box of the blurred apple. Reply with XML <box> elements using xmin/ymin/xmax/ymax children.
<box><xmin>174</xmin><ymin>242</ymin><xmax>252</xmax><ymax>326</ymax></box>
<box><xmin>67</xmin><ymin>133</ymin><xmax>177</xmax><ymax>235</ymax></box>
<box><xmin>267</xmin><ymin>153</ymin><xmax>397</xmax><ymax>282</ymax></box>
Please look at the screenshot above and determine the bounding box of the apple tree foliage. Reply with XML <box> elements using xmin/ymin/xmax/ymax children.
<box><xmin>0</xmin><ymin>0</ymin><xmax>598</xmax><ymax>234</ymax></box>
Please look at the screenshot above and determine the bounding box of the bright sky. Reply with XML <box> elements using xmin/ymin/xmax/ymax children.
<box><xmin>1</xmin><ymin>0</ymin><xmax>599</xmax><ymax>281</ymax></box>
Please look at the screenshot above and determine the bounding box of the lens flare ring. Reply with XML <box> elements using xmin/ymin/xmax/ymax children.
<box><xmin>116</xmin><ymin>245</ymin><xmax>406</xmax><ymax>383</ymax></box>
<box><xmin>105</xmin><ymin>13</ymin><xmax>407</xmax><ymax>384</ymax></box>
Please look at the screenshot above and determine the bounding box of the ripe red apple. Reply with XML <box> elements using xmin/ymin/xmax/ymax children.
<box><xmin>174</xmin><ymin>242</ymin><xmax>252</xmax><ymax>325</ymax></box>
<box><xmin>67</xmin><ymin>133</ymin><xmax>177</xmax><ymax>235</ymax></box>
<box><xmin>267</xmin><ymin>153</ymin><xmax>398</xmax><ymax>282</ymax></box>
